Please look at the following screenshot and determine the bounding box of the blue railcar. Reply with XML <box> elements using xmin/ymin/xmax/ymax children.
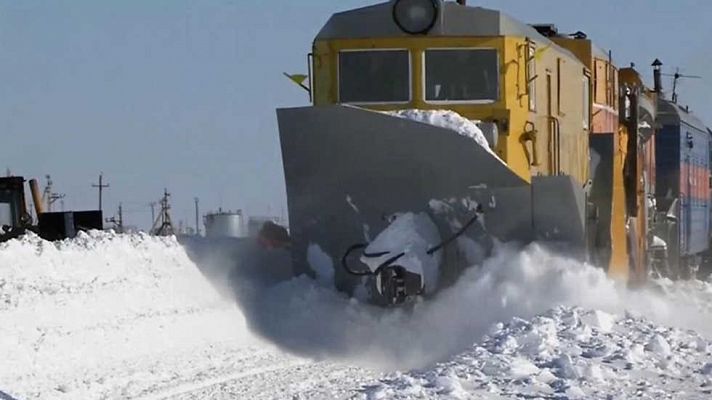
<box><xmin>654</xmin><ymin>99</ymin><xmax>711</xmax><ymax>276</ymax></box>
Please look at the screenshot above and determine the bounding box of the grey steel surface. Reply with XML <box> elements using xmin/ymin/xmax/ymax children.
<box><xmin>277</xmin><ymin>105</ymin><xmax>587</xmax><ymax>297</ymax></box>
<box><xmin>318</xmin><ymin>2</ymin><xmax>548</xmax><ymax>41</ymax></box>
<box><xmin>657</xmin><ymin>99</ymin><xmax>708</xmax><ymax>132</ymax></box>
<box><xmin>531</xmin><ymin>175</ymin><xmax>587</xmax><ymax>250</ymax></box>
<box><xmin>589</xmin><ymin>135</ymin><xmax>614</xmax><ymax>269</ymax></box>
<box><xmin>278</xmin><ymin>105</ymin><xmax>528</xmax><ymax>294</ymax></box>
<box><xmin>316</xmin><ymin>2</ymin><xmax>580</xmax><ymax>59</ymax></box>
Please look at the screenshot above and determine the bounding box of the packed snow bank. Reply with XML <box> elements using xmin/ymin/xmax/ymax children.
<box><xmin>225</xmin><ymin>241</ymin><xmax>712</xmax><ymax>371</ymax></box>
<box><xmin>387</xmin><ymin>109</ymin><xmax>502</xmax><ymax>162</ymax></box>
<box><xmin>3</xmin><ymin>231</ymin><xmax>711</xmax><ymax>399</ymax></box>
<box><xmin>363</xmin><ymin>306</ymin><xmax>712</xmax><ymax>399</ymax></box>
<box><xmin>0</xmin><ymin>232</ymin><xmax>255</xmax><ymax>400</ymax></box>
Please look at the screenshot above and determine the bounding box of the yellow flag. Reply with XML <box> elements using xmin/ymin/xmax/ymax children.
<box><xmin>283</xmin><ymin>73</ymin><xmax>310</xmax><ymax>92</ymax></box>
<box><xmin>286</xmin><ymin>73</ymin><xmax>308</xmax><ymax>86</ymax></box>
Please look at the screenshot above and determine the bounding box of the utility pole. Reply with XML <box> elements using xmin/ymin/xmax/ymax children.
<box><xmin>91</xmin><ymin>173</ymin><xmax>110</xmax><ymax>211</ymax></box>
<box><xmin>49</xmin><ymin>193</ymin><xmax>65</xmax><ymax>212</ymax></box>
<box><xmin>149</xmin><ymin>202</ymin><xmax>156</xmax><ymax>227</ymax></box>
<box><xmin>43</xmin><ymin>175</ymin><xmax>52</xmax><ymax>211</ymax></box>
<box><xmin>150</xmin><ymin>189</ymin><xmax>174</xmax><ymax>236</ymax></box>
<box><xmin>119</xmin><ymin>203</ymin><xmax>123</xmax><ymax>232</ymax></box>
<box><xmin>105</xmin><ymin>202</ymin><xmax>124</xmax><ymax>233</ymax></box>
<box><xmin>194</xmin><ymin>197</ymin><xmax>200</xmax><ymax>236</ymax></box>
<box><xmin>43</xmin><ymin>175</ymin><xmax>65</xmax><ymax>212</ymax></box>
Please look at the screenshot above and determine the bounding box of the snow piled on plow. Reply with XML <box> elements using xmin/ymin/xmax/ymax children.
<box><xmin>387</xmin><ymin>109</ymin><xmax>502</xmax><ymax>161</ymax></box>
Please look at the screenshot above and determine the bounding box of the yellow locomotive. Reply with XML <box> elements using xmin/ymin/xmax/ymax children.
<box><xmin>277</xmin><ymin>0</ymin><xmax>663</xmax><ymax>304</ymax></box>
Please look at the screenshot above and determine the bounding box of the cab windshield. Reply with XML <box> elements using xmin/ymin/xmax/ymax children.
<box><xmin>338</xmin><ymin>50</ymin><xmax>410</xmax><ymax>103</ymax></box>
<box><xmin>424</xmin><ymin>49</ymin><xmax>498</xmax><ymax>102</ymax></box>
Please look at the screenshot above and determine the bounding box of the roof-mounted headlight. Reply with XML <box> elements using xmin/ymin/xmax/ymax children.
<box><xmin>392</xmin><ymin>0</ymin><xmax>439</xmax><ymax>35</ymax></box>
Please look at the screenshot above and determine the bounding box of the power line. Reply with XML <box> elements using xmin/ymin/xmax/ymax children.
<box><xmin>662</xmin><ymin>68</ymin><xmax>702</xmax><ymax>104</ymax></box>
<box><xmin>91</xmin><ymin>173</ymin><xmax>110</xmax><ymax>211</ymax></box>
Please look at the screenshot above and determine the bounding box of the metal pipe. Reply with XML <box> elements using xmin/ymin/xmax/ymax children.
<box><xmin>652</xmin><ymin>58</ymin><xmax>663</xmax><ymax>95</ymax></box>
<box><xmin>29</xmin><ymin>178</ymin><xmax>44</xmax><ymax>216</ymax></box>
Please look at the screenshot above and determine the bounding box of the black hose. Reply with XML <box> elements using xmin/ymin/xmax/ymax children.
<box><xmin>426</xmin><ymin>212</ymin><xmax>480</xmax><ymax>255</ymax></box>
<box><xmin>372</xmin><ymin>252</ymin><xmax>406</xmax><ymax>276</ymax></box>
<box><xmin>342</xmin><ymin>209</ymin><xmax>481</xmax><ymax>275</ymax></box>
<box><xmin>341</xmin><ymin>243</ymin><xmax>373</xmax><ymax>276</ymax></box>
<box><xmin>362</xmin><ymin>250</ymin><xmax>391</xmax><ymax>258</ymax></box>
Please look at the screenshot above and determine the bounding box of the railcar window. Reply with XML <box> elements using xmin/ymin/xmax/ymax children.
<box><xmin>424</xmin><ymin>49</ymin><xmax>498</xmax><ymax>102</ymax></box>
<box><xmin>0</xmin><ymin>202</ymin><xmax>12</xmax><ymax>227</ymax></box>
<box><xmin>338</xmin><ymin>50</ymin><xmax>410</xmax><ymax>103</ymax></box>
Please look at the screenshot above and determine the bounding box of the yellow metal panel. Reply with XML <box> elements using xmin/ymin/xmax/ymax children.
<box><xmin>594</xmin><ymin>60</ymin><xmax>608</xmax><ymax>105</ymax></box>
<box><xmin>551</xmin><ymin>38</ymin><xmax>592</xmax><ymax>69</ymax></box>
<box><xmin>609</xmin><ymin>125</ymin><xmax>630</xmax><ymax>280</ymax></box>
<box><xmin>313</xmin><ymin>35</ymin><xmax>589</xmax><ymax>185</ymax></box>
<box><xmin>528</xmin><ymin>38</ymin><xmax>589</xmax><ymax>185</ymax></box>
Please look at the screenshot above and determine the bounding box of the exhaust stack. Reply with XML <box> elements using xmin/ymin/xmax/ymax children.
<box><xmin>652</xmin><ymin>58</ymin><xmax>663</xmax><ymax>95</ymax></box>
<box><xmin>29</xmin><ymin>179</ymin><xmax>44</xmax><ymax>216</ymax></box>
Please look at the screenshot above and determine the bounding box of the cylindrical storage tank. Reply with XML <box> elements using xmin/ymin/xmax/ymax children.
<box><xmin>204</xmin><ymin>211</ymin><xmax>246</xmax><ymax>238</ymax></box>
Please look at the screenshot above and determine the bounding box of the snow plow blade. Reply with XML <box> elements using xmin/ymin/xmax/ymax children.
<box><xmin>277</xmin><ymin>105</ymin><xmax>587</xmax><ymax>303</ymax></box>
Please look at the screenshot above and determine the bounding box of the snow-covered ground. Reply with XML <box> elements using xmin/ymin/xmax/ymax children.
<box><xmin>364</xmin><ymin>306</ymin><xmax>712</xmax><ymax>399</ymax></box>
<box><xmin>0</xmin><ymin>233</ymin><xmax>376</xmax><ymax>399</ymax></box>
<box><xmin>1</xmin><ymin>232</ymin><xmax>711</xmax><ymax>399</ymax></box>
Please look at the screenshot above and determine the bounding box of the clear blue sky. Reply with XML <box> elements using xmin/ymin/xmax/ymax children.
<box><xmin>2</xmin><ymin>0</ymin><xmax>711</xmax><ymax>230</ymax></box>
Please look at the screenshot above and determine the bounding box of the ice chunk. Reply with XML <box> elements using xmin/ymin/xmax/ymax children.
<box><xmin>701</xmin><ymin>363</ymin><xmax>712</xmax><ymax>375</ymax></box>
<box><xmin>581</xmin><ymin>310</ymin><xmax>616</xmax><ymax>332</ymax></box>
<box><xmin>565</xmin><ymin>385</ymin><xmax>586</xmax><ymax>399</ymax></box>
<box><xmin>509</xmin><ymin>357</ymin><xmax>540</xmax><ymax>379</ymax></box>
<box><xmin>580</xmin><ymin>363</ymin><xmax>604</xmax><ymax>382</ymax></box>
<box><xmin>553</xmin><ymin>354</ymin><xmax>579</xmax><ymax>379</ymax></box>
<box><xmin>434</xmin><ymin>373</ymin><xmax>466</xmax><ymax>397</ymax></box>
<box><xmin>645</xmin><ymin>334</ymin><xmax>672</xmax><ymax>357</ymax></box>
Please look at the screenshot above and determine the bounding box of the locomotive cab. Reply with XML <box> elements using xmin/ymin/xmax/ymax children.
<box><xmin>310</xmin><ymin>0</ymin><xmax>591</xmax><ymax>185</ymax></box>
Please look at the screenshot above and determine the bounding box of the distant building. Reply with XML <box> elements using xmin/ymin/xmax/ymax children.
<box><xmin>204</xmin><ymin>209</ymin><xmax>247</xmax><ymax>238</ymax></box>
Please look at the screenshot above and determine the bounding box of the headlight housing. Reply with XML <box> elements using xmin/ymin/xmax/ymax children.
<box><xmin>392</xmin><ymin>0</ymin><xmax>439</xmax><ymax>35</ymax></box>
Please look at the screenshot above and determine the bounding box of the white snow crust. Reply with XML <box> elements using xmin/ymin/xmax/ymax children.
<box><xmin>2</xmin><ymin>232</ymin><xmax>712</xmax><ymax>399</ymax></box>
<box><xmin>387</xmin><ymin>109</ymin><xmax>503</xmax><ymax>162</ymax></box>
<box><xmin>363</xmin><ymin>306</ymin><xmax>712</xmax><ymax>399</ymax></box>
